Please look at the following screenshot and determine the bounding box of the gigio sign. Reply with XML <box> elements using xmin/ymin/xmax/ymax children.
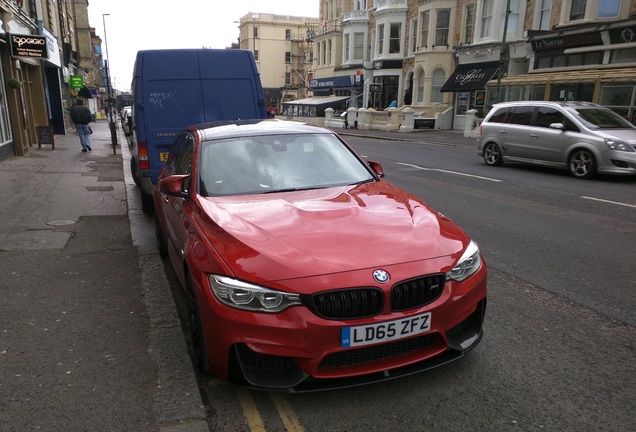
<box><xmin>9</xmin><ymin>33</ymin><xmax>48</xmax><ymax>59</ymax></box>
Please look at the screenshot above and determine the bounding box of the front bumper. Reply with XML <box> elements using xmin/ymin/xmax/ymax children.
<box><xmin>196</xmin><ymin>259</ymin><xmax>488</xmax><ymax>392</ymax></box>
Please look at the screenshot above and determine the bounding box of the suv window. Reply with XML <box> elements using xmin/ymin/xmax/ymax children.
<box><xmin>506</xmin><ymin>106</ymin><xmax>534</xmax><ymax>125</ymax></box>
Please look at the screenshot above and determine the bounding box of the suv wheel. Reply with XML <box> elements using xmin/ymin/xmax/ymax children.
<box><xmin>483</xmin><ymin>142</ymin><xmax>503</xmax><ymax>166</ymax></box>
<box><xmin>568</xmin><ymin>149</ymin><xmax>596</xmax><ymax>179</ymax></box>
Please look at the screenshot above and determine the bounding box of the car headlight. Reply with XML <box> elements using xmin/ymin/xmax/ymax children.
<box><xmin>605</xmin><ymin>138</ymin><xmax>635</xmax><ymax>152</ymax></box>
<box><xmin>446</xmin><ymin>240</ymin><xmax>482</xmax><ymax>282</ymax></box>
<box><xmin>209</xmin><ymin>275</ymin><xmax>301</xmax><ymax>313</ymax></box>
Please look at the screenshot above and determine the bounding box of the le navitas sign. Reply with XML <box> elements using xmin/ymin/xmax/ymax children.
<box><xmin>9</xmin><ymin>33</ymin><xmax>48</xmax><ymax>59</ymax></box>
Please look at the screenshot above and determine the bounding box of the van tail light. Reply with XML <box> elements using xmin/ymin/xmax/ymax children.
<box><xmin>478</xmin><ymin>123</ymin><xmax>483</xmax><ymax>136</ymax></box>
<box><xmin>138</xmin><ymin>141</ymin><xmax>150</xmax><ymax>171</ymax></box>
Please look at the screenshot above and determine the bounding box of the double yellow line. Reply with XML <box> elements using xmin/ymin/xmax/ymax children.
<box><xmin>236</xmin><ymin>388</ymin><xmax>305</xmax><ymax>432</ymax></box>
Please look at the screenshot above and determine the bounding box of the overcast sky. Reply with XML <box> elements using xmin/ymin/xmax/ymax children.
<box><xmin>87</xmin><ymin>1</ymin><xmax>320</xmax><ymax>92</ymax></box>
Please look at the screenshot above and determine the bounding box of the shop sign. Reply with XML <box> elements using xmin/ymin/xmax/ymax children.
<box><xmin>609</xmin><ymin>26</ymin><xmax>636</xmax><ymax>44</ymax></box>
<box><xmin>531</xmin><ymin>32</ymin><xmax>602</xmax><ymax>51</ymax></box>
<box><xmin>9</xmin><ymin>33</ymin><xmax>48</xmax><ymax>58</ymax></box>
<box><xmin>70</xmin><ymin>76</ymin><xmax>84</xmax><ymax>89</ymax></box>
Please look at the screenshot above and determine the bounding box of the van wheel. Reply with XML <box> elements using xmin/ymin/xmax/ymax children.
<box><xmin>130</xmin><ymin>158</ymin><xmax>140</xmax><ymax>186</ymax></box>
<box><xmin>483</xmin><ymin>143</ymin><xmax>503</xmax><ymax>166</ymax></box>
<box><xmin>141</xmin><ymin>192</ymin><xmax>154</xmax><ymax>213</ymax></box>
<box><xmin>154</xmin><ymin>213</ymin><xmax>168</xmax><ymax>257</ymax></box>
<box><xmin>568</xmin><ymin>149</ymin><xmax>596</xmax><ymax>179</ymax></box>
<box><xmin>186</xmin><ymin>273</ymin><xmax>210</xmax><ymax>373</ymax></box>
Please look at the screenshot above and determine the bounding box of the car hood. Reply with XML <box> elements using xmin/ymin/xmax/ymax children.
<box><xmin>197</xmin><ymin>182</ymin><xmax>468</xmax><ymax>283</ymax></box>
<box><xmin>597</xmin><ymin>129</ymin><xmax>636</xmax><ymax>144</ymax></box>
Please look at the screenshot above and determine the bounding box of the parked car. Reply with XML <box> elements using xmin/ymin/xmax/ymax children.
<box><xmin>120</xmin><ymin>106</ymin><xmax>132</xmax><ymax>136</ymax></box>
<box><xmin>477</xmin><ymin>101</ymin><xmax>636</xmax><ymax>178</ymax></box>
<box><xmin>153</xmin><ymin>119</ymin><xmax>488</xmax><ymax>392</ymax></box>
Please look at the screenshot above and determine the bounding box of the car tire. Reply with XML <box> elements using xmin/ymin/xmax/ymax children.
<box><xmin>483</xmin><ymin>142</ymin><xmax>503</xmax><ymax>166</ymax></box>
<box><xmin>186</xmin><ymin>273</ymin><xmax>210</xmax><ymax>374</ymax></box>
<box><xmin>154</xmin><ymin>213</ymin><xmax>168</xmax><ymax>257</ymax></box>
<box><xmin>568</xmin><ymin>149</ymin><xmax>596</xmax><ymax>179</ymax></box>
<box><xmin>130</xmin><ymin>158</ymin><xmax>140</xmax><ymax>187</ymax></box>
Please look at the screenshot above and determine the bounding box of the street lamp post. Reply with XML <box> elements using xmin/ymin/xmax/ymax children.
<box><xmin>495</xmin><ymin>0</ymin><xmax>512</xmax><ymax>104</ymax></box>
<box><xmin>102</xmin><ymin>13</ymin><xmax>118</xmax><ymax>155</ymax></box>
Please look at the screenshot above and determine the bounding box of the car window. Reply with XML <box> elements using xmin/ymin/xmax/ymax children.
<box><xmin>506</xmin><ymin>106</ymin><xmax>534</xmax><ymax>126</ymax></box>
<box><xmin>571</xmin><ymin>108</ymin><xmax>635</xmax><ymax>129</ymax></box>
<box><xmin>198</xmin><ymin>133</ymin><xmax>374</xmax><ymax>196</ymax></box>
<box><xmin>534</xmin><ymin>107</ymin><xmax>564</xmax><ymax>128</ymax></box>
<box><xmin>175</xmin><ymin>135</ymin><xmax>194</xmax><ymax>175</ymax></box>
<box><xmin>487</xmin><ymin>107</ymin><xmax>509</xmax><ymax>123</ymax></box>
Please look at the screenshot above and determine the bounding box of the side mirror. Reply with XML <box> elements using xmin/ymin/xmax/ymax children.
<box><xmin>159</xmin><ymin>174</ymin><xmax>190</xmax><ymax>198</ymax></box>
<box><xmin>368</xmin><ymin>160</ymin><xmax>385</xmax><ymax>178</ymax></box>
<box><xmin>549</xmin><ymin>122</ymin><xmax>565</xmax><ymax>131</ymax></box>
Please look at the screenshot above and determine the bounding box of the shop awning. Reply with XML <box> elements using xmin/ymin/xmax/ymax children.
<box><xmin>485</xmin><ymin>67</ymin><xmax>636</xmax><ymax>86</ymax></box>
<box><xmin>283</xmin><ymin>95</ymin><xmax>350</xmax><ymax>106</ymax></box>
<box><xmin>440</xmin><ymin>61</ymin><xmax>500</xmax><ymax>92</ymax></box>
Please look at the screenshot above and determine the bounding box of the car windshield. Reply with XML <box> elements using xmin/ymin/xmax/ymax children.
<box><xmin>198</xmin><ymin>133</ymin><xmax>375</xmax><ymax>196</ymax></box>
<box><xmin>571</xmin><ymin>108</ymin><xmax>634</xmax><ymax>129</ymax></box>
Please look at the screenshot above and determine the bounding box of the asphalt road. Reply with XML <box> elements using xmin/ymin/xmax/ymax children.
<box><xmin>182</xmin><ymin>133</ymin><xmax>635</xmax><ymax>431</ymax></box>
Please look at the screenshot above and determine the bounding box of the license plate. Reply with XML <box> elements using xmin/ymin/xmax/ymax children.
<box><xmin>159</xmin><ymin>152</ymin><xmax>169</xmax><ymax>162</ymax></box>
<box><xmin>341</xmin><ymin>312</ymin><xmax>432</xmax><ymax>348</ymax></box>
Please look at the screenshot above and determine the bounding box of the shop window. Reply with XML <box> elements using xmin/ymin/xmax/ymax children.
<box><xmin>611</xmin><ymin>48</ymin><xmax>636</xmax><ymax>64</ymax></box>
<box><xmin>456</xmin><ymin>92</ymin><xmax>469</xmax><ymax>115</ymax></box>
<box><xmin>600</xmin><ymin>84</ymin><xmax>633</xmax><ymax>107</ymax></box>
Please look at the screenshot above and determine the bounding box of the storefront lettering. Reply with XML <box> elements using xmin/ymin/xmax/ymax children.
<box><xmin>11</xmin><ymin>36</ymin><xmax>46</xmax><ymax>47</ymax></box>
<box><xmin>456</xmin><ymin>68</ymin><xmax>488</xmax><ymax>85</ymax></box>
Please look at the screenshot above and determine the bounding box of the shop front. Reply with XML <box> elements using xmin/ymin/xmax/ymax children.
<box><xmin>309</xmin><ymin>73</ymin><xmax>363</xmax><ymax>106</ymax></box>
<box><xmin>440</xmin><ymin>61</ymin><xmax>499</xmax><ymax>129</ymax></box>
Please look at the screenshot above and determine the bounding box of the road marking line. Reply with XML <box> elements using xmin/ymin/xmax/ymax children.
<box><xmin>397</xmin><ymin>162</ymin><xmax>502</xmax><ymax>182</ymax></box>
<box><xmin>236</xmin><ymin>388</ymin><xmax>266</xmax><ymax>432</ymax></box>
<box><xmin>270</xmin><ymin>393</ymin><xmax>305</xmax><ymax>432</ymax></box>
<box><xmin>581</xmin><ymin>196</ymin><xmax>636</xmax><ymax>209</ymax></box>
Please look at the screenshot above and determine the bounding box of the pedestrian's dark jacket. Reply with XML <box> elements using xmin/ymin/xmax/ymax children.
<box><xmin>70</xmin><ymin>105</ymin><xmax>92</xmax><ymax>125</ymax></box>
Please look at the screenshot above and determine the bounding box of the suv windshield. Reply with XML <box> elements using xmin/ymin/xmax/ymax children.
<box><xmin>571</xmin><ymin>108</ymin><xmax>634</xmax><ymax>130</ymax></box>
<box><xmin>198</xmin><ymin>133</ymin><xmax>375</xmax><ymax>196</ymax></box>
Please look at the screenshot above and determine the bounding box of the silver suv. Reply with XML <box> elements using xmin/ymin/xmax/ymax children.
<box><xmin>477</xmin><ymin>101</ymin><xmax>636</xmax><ymax>178</ymax></box>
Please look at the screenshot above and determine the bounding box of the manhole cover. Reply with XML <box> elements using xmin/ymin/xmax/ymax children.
<box><xmin>46</xmin><ymin>220</ymin><xmax>76</xmax><ymax>226</ymax></box>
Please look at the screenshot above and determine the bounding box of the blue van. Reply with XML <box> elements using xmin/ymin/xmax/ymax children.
<box><xmin>130</xmin><ymin>49</ymin><xmax>267</xmax><ymax>212</ymax></box>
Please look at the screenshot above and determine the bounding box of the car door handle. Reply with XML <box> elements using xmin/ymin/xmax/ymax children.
<box><xmin>499</xmin><ymin>130</ymin><xmax>507</xmax><ymax>134</ymax></box>
<box><xmin>530</xmin><ymin>133</ymin><xmax>539</xmax><ymax>138</ymax></box>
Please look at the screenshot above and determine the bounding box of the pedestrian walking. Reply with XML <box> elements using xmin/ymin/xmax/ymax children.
<box><xmin>69</xmin><ymin>98</ymin><xmax>93</xmax><ymax>152</ymax></box>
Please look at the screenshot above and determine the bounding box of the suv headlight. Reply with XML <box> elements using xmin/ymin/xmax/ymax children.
<box><xmin>605</xmin><ymin>138</ymin><xmax>635</xmax><ymax>152</ymax></box>
<box><xmin>209</xmin><ymin>275</ymin><xmax>301</xmax><ymax>313</ymax></box>
<box><xmin>446</xmin><ymin>240</ymin><xmax>482</xmax><ymax>282</ymax></box>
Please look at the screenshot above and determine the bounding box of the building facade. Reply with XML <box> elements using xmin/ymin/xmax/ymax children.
<box><xmin>236</xmin><ymin>12</ymin><xmax>320</xmax><ymax>115</ymax></box>
<box><xmin>0</xmin><ymin>0</ymin><xmax>105</xmax><ymax>162</ymax></box>
<box><xmin>241</xmin><ymin>0</ymin><xmax>636</xmax><ymax>130</ymax></box>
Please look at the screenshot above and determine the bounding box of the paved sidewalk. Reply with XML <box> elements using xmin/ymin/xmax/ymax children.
<box><xmin>0</xmin><ymin>120</ymin><xmax>207</xmax><ymax>432</ymax></box>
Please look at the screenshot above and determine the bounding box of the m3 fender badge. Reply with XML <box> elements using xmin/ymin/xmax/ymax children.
<box><xmin>373</xmin><ymin>269</ymin><xmax>390</xmax><ymax>284</ymax></box>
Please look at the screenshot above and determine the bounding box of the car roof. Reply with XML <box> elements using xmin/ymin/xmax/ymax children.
<box><xmin>194</xmin><ymin>119</ymin><xmax>333</xmax><ymax>141</ymax></box>
<box><xmin>490</xmin><ymin>101</ymin><xmax>601</xmax><ymax>109</ymax></box>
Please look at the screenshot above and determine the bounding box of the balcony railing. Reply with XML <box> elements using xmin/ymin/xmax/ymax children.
<box><xmin>374</xmin><ymin>0</ymin><xmax>408</xmax><ymax>12</ymax></box>
<box><xmin>344</xmin><ymin>10</ymin><xmax>370</xmax><ymax>23</ymax></box>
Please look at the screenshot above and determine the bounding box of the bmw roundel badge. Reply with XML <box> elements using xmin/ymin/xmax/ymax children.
<box><xmin>373</xmin><ymin>269</ymin><xmax>390</xmax><ymax>284</ymax></box>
